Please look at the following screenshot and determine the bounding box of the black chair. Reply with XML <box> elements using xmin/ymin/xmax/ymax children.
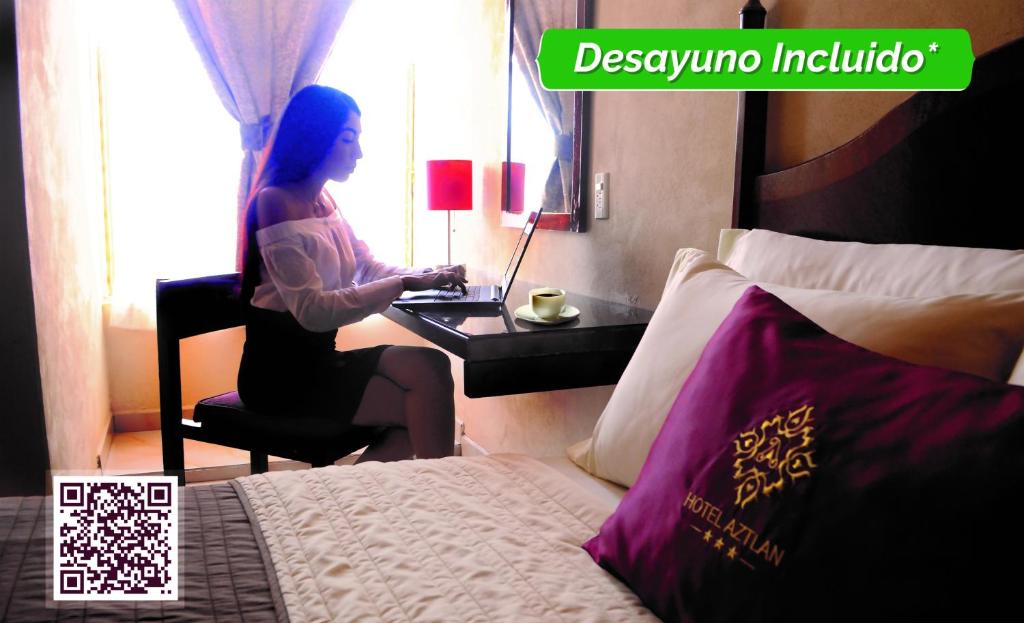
<box><xmin>156</xmin><ymin>273</ymin><xmax>389</xmax><ymax>483</ymax></box>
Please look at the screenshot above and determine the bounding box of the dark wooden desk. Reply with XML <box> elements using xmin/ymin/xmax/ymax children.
<box><xmin>383</xmin><ymin>284</ymin><xmax>653</xmax><ymax>398</ymax></box>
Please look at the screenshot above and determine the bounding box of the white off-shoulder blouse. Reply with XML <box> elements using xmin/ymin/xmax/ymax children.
<box><xmin>251</xmin><ymin>211</ymin><xmax>427</xmax><ymax>332</ymax></box>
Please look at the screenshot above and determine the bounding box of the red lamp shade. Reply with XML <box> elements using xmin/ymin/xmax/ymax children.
<box><xmin>502</xmin><ymin>161</ymin><xmax>525</xmax><ymax>214</ymax></box>
<box><xmin>427</xmin><ymin>160</ymin><xmax>473</xmax><ymax>211</ymax></box>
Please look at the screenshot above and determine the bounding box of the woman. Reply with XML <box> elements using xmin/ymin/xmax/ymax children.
<box><xmin>238</xmin><ymin>85</ymin><xmax>467</xmax><ymax>462</ymax></box>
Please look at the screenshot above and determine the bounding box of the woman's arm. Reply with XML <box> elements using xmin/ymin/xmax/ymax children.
<box><xmin>260</xmin><ymin>241</ymin><xmax>404</xmax><ymax>332</ymax></box>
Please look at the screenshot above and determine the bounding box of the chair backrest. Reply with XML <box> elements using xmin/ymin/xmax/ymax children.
<box><xmin>156</xmin><ymin>273</ymin><xmax>244</xmax><ymax>438</ymax></box>
<box><xmin>156</xmin><ymin>272</ymin><xmax>244</xmax><ymax>340</ymax></box>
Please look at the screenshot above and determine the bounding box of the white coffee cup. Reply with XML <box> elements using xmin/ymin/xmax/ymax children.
<box><xmin>529</xmin><ymin>287</ymin><xmax>566</xmax><ymax>320</ymax></box>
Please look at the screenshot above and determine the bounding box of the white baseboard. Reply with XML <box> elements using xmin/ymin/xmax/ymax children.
<box><xmin>460</xmin><ymin>433</ymin><xmax>489</xmax><ymax>457</ymax></box>
<box><xmin>98</xmin><ymin>416</ymin><xmax>114</xmax><ymax>471</ymax></box>
<box><xmin>113</xmin><ymin>406</ymin><xmax>195</xmax><ymax>433</ymax></box>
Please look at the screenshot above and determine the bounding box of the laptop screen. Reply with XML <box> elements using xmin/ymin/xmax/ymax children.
<box><xmin>499</xmin><ymin>205</ymin><xmax>544</xmax><ymax>302</ymax></box>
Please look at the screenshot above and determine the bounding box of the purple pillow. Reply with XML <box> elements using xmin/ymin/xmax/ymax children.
<box><xmin>584</xmin><ymin>286</ymin><xmax>1024</xmax><ymax>623</ymax></box>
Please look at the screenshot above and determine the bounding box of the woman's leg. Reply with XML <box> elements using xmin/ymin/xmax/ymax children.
<box><xmin>351</xmin><ymin>375</ymin><xmax>412</xmax><ymax>462</ymax></box>
<box><xmin>351</xmin><ymin>346</ymin><xmax>455</xmax><ymax>459</ymax></box>
<box><xmin>355</xmin><ymin>427</ymin><xmax>413</xmax><ymax>463</ymax></box>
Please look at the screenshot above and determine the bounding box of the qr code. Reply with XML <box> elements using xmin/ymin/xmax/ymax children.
<box><xmin>53</xmin><ymin>476</ymin><xmax>178</xmax><ymax>601</ymax></box>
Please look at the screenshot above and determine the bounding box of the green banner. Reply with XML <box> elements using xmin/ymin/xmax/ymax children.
<box><xmin>537</xmin><ymin>29</ymin><xmax>973</xmax><ymax>91</ymax></box>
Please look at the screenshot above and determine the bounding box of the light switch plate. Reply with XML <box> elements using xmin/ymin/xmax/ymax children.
<box><xmin>595</xmin><ymin>172</ymin><xmax>609</xmax><ymax>219</ymax></box>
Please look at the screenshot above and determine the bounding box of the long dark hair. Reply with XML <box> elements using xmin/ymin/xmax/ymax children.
<box><xmin>241</xmin><ymin>86</ymin><xmax>361</xmax><ymax>306</ymax></box>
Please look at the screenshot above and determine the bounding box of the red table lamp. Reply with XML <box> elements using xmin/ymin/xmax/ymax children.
<box><xmin>427</xmin><ymin>159</ymin><xmax>473</xmax><ymax>265</ymax></box>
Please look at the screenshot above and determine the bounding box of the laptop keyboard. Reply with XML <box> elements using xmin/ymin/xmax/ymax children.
<box><xmin>435</xmin><ymin>286</ymin><xmax>483</xmax><ymax>302</ymax></box>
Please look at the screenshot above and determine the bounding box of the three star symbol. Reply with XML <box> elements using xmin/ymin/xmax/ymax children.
<box><xmin>697</xmin><ymin>527</ymin><xmax>742</xmax><ymax>563</ymax></box>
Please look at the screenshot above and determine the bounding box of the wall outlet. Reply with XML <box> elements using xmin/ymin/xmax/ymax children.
<box><xmin>595</xmin><ymin>172</ymin><xmax>609</xmax><ymax>219</ymax></box>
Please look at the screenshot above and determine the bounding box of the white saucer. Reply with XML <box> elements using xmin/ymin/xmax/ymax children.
<box><xmin>514</xmin><ymin>304</ymin><xmax>580</xmax><ymax>325</ymax></box>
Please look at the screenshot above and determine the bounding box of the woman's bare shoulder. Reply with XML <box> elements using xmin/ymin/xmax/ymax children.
<box><xmin>255</xmin><ymin>186</ymin><xmax>316</xmax><ymax>230</ymax></box>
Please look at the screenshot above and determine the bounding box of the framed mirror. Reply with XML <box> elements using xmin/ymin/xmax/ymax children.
<box><xmin>501</xmin><ymin>0</ymin><xmax>590</xmax><ymax>232</ymax></box>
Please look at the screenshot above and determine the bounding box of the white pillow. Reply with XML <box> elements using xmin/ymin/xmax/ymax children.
<box><xmin>723</xmin><ymin>229</ymin><xmax>1024</xmax><ymax>297</ymax></box>
<box><xmin>1011</xmin><ymin>352</ymin><xmax>1024</xmax><ymax>387</ymax></box>
<box><xmin>568</xmin><ymin>248</ymin><xmax>1024</xmax><ymax>488</ymax></box>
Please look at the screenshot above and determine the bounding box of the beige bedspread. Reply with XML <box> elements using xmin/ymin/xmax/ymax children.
<box><xmin>236</xmin><ymin>454</ymin><xmax>658</xmax><ymax>623</ymax></box>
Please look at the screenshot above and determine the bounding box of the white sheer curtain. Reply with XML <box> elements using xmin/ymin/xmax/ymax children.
<box><xmin>174</xmin><ymin>0</ymin><xmax>353</xmax><ymax>269</ymax></box>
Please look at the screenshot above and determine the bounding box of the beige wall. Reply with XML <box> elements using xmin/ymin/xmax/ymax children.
<box><xmin>17</xmin><ymin>0</ymin><xmax>111</xmax><ymax>471</ymax></box>
<box><xmin>105</xmin><ymin>324</ymin><xmax>247</xmax><ymax>421</ymax></box>
<box><xmin>453</xmin><ymin>0</ymin><xmax>1024</xmax><ymax>456</ymax></box>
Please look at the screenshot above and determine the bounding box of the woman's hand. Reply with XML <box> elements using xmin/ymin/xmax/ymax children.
<box><xmin>433</xmin><ymin>264</ymin><xmax>467</xmax><ymax>280</ymax></box>
<box><xmin>402</xmin><ymin>270</ymin><xmax>468</xmax><ymax>295</ymax></box>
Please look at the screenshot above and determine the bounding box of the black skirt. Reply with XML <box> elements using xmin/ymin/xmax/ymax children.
<box><xmin>237</xmin><ymin>306</ymin><xmax>390</xmax><ymax>425</ymax></box>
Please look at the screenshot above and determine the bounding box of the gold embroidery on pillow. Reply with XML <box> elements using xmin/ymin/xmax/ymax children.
<box><xmin>680</xmin><ymin>406</ymin><xmax>816</xmax><ymax>571</ymax></box>
<box><xmin>733</xmin><ymin>405</ymin><xmax>817</xmax><ymax>509</ymax></box>
<box><xmin>684</xmin><ymin>495</ymin><xmax>785</xmax><ymax>569</ymax></box>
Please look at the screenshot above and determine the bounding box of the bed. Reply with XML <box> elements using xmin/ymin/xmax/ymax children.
<box><xmin>3</xmin><ymin>3</ymin><xmax>1023</xmax><ymax>621</ymax></box>
<box><xmin>0</xmin><ymin>455</ymin><xmax>642</xmax><ymax>622</ymax></box>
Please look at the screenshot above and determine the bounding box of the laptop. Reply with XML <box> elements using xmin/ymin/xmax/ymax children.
<box><xmin>393</xmin><ymin>209</ymin><xmax>542</xmax><ymax>310</ymax></box>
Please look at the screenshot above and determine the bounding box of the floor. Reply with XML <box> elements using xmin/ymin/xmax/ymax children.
<box><xmin>103</xmin><ymin>430</ymin><xmax>321</xmax><ymax>485</ymax></box>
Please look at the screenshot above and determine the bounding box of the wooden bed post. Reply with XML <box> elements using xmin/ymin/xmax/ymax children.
<box><xmin>731</xmin><ymin>0</ymin><xmax>768</xmax><ymax>229</ymax></box>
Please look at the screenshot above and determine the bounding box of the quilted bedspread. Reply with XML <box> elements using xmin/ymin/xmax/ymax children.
<box><xmin>235</xmin><ymin>454</ymin><xmax>659</xmax><ymax>623</ymax></box>
<box><xmin>0</xmin><ymin>482</ymin><xmax>286</xmax><ymax>622</ymax></box>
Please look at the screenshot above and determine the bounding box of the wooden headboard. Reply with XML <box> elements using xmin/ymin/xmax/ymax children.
<box><xmin>732</xmin><ymin>1</ymin><xmax>1024</xmax><ymax>250</ymax></box>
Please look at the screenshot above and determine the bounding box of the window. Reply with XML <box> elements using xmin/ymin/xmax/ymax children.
<box><xmin>319</xmin><ymin>0</ymin><xmax>507</xmax><ymax>269</ymax></box>
<box><xmin>317</xmin><ymin>0</ymin><xmax>420</xmax><ymax>268</ymax></box>
<box><xmin>96</xmin><ymin>0</ymin><xmax>238</xmax><ymax>328</ymax></box>
<box><xmin>507</xmin><ymin>57</ymin><xmax>560</xmax><ymax>226</ymax></box>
